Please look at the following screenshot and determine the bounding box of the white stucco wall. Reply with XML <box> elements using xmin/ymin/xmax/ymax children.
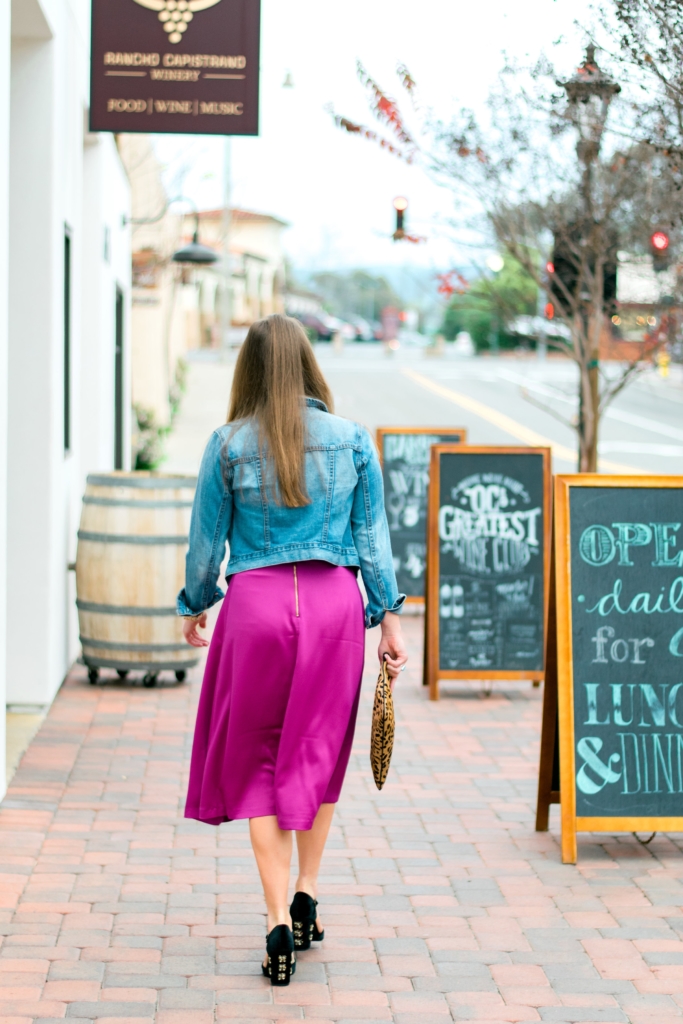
<box><xmin>0</xmin><ymin>0</ymin><xmax>12</xmax><ymax>794</ymax></box>
<box><xmin>6</xmin><ymin>0</ymin><xmax>131</xmax><ymax>714</ymax></box>
<box><xmin>81</xmin><ymin>134</ymin><xmax>133</xmax><ymax>477</ymax></box>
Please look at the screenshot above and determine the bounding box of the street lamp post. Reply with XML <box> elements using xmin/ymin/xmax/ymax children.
<box><xmin>126</xmin><ymin>195</ymin><xmax>219</xmax><ymax>265</ymax></box>
<box><xmin>561</xmin><ymin>45</ymin><xmax>620</xmax><ymax>176</ymax></box>
<box><xmin>560</xmin><ymin>45</ymin><xmax>620</xmax><ymax>471</ymax></box>
<box><xmin>126</xmin><ymin>196</ymin><xmax>218</xmax><ymax>422</ymax></box>
<box><xmin>170</xmin><ymin>203</ymin><xmax>220</xmax><ymax>266</ymax></box>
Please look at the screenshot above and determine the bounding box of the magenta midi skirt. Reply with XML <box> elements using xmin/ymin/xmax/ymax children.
<box><xmin>185</xmin><ymin>561</ymin><xmax>365</xmax><ymax>830</ymax></box>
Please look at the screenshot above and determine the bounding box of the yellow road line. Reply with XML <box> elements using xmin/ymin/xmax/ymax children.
<box><xmin>402</xmin><ymin>368</ymin><xmax>643</xmax><ymax>474</ymax></box>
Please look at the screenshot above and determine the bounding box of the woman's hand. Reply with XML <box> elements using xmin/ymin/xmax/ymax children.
<box><xmin>183</xmin><ymin>612</ymin><xmax>209</xmax><ymax>647</ymax></box>
<box><xmin>378</xmin><ymin>611</ymin><xmax>408</xmax><ymax>681</ymax></box>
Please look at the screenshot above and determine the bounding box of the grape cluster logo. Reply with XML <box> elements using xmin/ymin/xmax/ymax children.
<box><xmin>132</xmin><ymin>0</ymin><xmax>222</xmax><ymax>44</ymax></box>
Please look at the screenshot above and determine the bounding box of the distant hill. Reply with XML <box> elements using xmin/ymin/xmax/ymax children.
<box><xmin>295</xmin><ymin>263</ymin><xmax>476</xmax><ymax>310</ymax></box>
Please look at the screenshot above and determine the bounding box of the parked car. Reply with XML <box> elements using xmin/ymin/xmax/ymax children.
<box><xmin>347</xmin><ymin>316</ymin><xmax>375</xmax><ymax>342</ymax></box>
<box><xmin>335</xmin><ymin>319</ymin><xmax>357</xmax><ymax>341</ymax></box>
<box><xmin>295</xmin><ymin>312</ymin><xmax>339</xmax><ymax>342</ymax></box>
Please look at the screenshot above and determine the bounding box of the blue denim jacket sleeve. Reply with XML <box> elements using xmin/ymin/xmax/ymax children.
<box><xmin>351</xmin><ymin>427</ymin><xmax>406</xmax><ymax>628</ymax></box>
<box><xmin>176</xmin><ymin>429</ymin><xmax>232</xmax><ymax>617</ymax></box>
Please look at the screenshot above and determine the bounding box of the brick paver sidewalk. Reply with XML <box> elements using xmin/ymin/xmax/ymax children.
<box><xmin>1</xmin><ymin>616</ymin><xmax>682</xmax><ymax>1024</ymax></box>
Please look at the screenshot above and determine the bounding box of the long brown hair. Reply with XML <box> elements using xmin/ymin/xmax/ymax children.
<box><xmin>227</xmin><ymin>314</ymin><xmax>334</xmax><ymax>507</ymax></box>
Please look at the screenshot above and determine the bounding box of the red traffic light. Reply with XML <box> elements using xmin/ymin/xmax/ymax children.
<box><xmin>546</xmin><ymin>261</ymin><xmax>555</xmax><ymax>274</ymax></box>
<box><xmin>651</xmin><ymin>230</ymin><xmax>670</xmax><ymax>252</ymax></box>
<box><xmin>393</xmin><ymin>197</ymin><xmax>408</xmax><ymax>241</ymax></box>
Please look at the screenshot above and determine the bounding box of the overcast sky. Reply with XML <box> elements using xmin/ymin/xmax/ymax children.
<box><xmin>154</xmin><ymin>0</ymin><xmax>593</xmax><ymax>274</ymax></box>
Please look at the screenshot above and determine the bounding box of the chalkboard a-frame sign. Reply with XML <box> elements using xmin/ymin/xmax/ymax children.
<box><xmin>426</xmin><ymin>446</ymin><xmax>552</xmax><ymax>700</ymax></box>
<box><xmin>553</xmin><ymin>475</ymin><xmax>683</xmax><ymax>864</ymax></box>
<box><xmin>377</xmin><ymin>427</ymin><xmax>467</xmax><ymax>602</ymax></box>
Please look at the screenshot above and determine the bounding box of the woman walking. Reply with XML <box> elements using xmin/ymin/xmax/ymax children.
<box><xmin>178</xmin><ymin>314</ymin><xmax>406</xmax><ymax>986</ymax></box>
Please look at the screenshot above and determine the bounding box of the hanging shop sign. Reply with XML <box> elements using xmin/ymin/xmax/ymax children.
<box><xmin>425</xmin><ymin>445</ymin><xmax>552</xmax><ymax>699</ymax></box>
<box><xmin>377</xmin><ymin>427</ymin><xmax>467</xmax><ymax>602</ymax></box>
<box><xmin>89</xmin><ymin>0</ymin><xmax>260</xmax><ymax>135</ymax></box>
<box><xmin>538</xmin><ymin>475</ymin><xmax>683</xmax><ymax>863</ymax></box>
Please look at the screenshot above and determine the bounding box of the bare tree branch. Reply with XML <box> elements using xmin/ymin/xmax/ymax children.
<box><xmin>332</xmin><ymin>42</ymin><xmax>682</xmax><ymax>470</ymax></box>
<box><xmin>519</xmin><ymin>387</ymin><xmax>579</xmax><ymax>431</ymax></box>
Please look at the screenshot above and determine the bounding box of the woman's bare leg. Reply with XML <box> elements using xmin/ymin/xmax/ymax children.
<box><xmin>295</xmin><ymin>802</ymin><xmax>335</xmax><ymax>928</ymax></box>
<box><xmin>249</xmin><ymin>816</ymin><xmax>293</xmax><ymax>933</ymax></box>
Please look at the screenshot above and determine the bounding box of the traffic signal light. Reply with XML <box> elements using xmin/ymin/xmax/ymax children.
<box><xmin>548</xmin><ymin>227</ymin><xmax>617</xmax><ymax>315</ymax></box>
<box><xmin>650</xmin><ymin>230</ymin><xmax>671</xmax><ymax>272</ymax></box>
<box><xmin>393</xmin><ymin>196</ymin><xmax>408</xmax><ymax>241</ymax></box>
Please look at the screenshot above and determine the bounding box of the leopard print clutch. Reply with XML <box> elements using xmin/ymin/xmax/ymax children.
<box><xmin>370</xmin><ymin>659</ymin><xmax>395</xmax><ymax>790</ymax></box>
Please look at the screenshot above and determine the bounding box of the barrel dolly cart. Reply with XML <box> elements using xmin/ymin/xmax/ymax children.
<box><xmin>81</xmin><ymin>657</ymin><xmax>199</xmax><ymax>688</ymax></box>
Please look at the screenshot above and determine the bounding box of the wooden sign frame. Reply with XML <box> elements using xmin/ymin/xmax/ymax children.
<box><xmin>554</xmin><ymin>474</ymin><xmax>683</xmax><ymax>864</ymax></box>
<box><xmin>535</xmin><ymin>522</ymin><xmax>560</xmax><ymax>832</ymax></box>
<box><xmin>377</xmin><ymin>426</ymin><xmax>468</xmax><ymax>604</ymax></box>
<box><xmin>426</xmin><ymin>445</ymin><xmax>552</xmax><ymax>700</ymax></box>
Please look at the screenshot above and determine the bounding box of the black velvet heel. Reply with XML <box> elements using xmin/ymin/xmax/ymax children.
<box><xmin>261</xmin><ymin>924</ymin><xmax>295</xmax><ymax>986</ymax></box>
<box><xmin>290</xmin><ymin>891</ymin><xmax>325</xmax><ymax>951</ymax></box>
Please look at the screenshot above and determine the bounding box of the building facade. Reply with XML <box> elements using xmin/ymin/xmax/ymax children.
<box><xmin>117</xmin><ymin>134</ymin><xmax>187</xmax><ymax>432</ymax></box>
<box><xmin>0</xmin><ymin>0</ymin><xmax>132</xmax><ymax>792</ymax></box>
<box><xmin>181</xmin><ymin>207</ymin><xmax>288</xmax><ymax>342</ymax></box>
<box><xmin>117</xmin><ymin>138</ymin><xmax>289</xmax><ymax>439</ymax></box>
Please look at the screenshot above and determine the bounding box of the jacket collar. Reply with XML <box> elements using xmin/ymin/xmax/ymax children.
<box><xmin>305</xmin><ymin>396</ymin><xmax>328</xmax><ymax>413</ymax></box>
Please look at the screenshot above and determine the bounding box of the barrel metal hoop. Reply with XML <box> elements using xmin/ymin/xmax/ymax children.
<box><xmin>76</xmin><ymin>600</ymin><xmax>177</xmax><ymax>617</ymax></box>
<box><xmin>77</xmin><ymin>531</ymin><xmax>188</xmax><ymax>544</ymax></box>
<box><xmin>80</xmin><ymin>656</ymin><xmax>199</xmax><ymax>671</ymax></box>
<box><xmin>80</xmin><ymin>637</ymin><xmax>189</xmax><ymax>652</ymax></box>
<box><xmin>83</xmin><ymin>496</ymin><xmax>194</xmax><ymax>509</ymax></box>
<box><xmin>87</xmin><ymin>474</ymin><xmax>197</xmax><ymax>489</ymax></box>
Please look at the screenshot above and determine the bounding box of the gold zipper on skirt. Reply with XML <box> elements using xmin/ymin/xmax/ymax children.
<box><xmin>293</xmin><ymin>564</ymin><xmax>299</xmax><ymax>617</ymax></box>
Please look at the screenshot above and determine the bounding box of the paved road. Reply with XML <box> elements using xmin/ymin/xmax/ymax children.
<box><xmin>166</xmin><ymin>346</ymin><xmax>683</xmax><ymax>478</ymax></box>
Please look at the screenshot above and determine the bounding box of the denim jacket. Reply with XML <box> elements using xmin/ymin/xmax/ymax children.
<box><xmin>177</xmin><ymin>398</ymin><xmax>405</xmax><ymax>628</ymax></box>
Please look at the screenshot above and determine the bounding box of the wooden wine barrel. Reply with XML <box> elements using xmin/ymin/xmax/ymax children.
<box><xmin>75</xmin><ymin>471</ymin><xmax>199</xmax><ymax>682</ymax></box>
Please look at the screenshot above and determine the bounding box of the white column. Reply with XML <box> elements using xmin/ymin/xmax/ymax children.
<box><xmin>0</xmin><ymin>0</ymin><xmax>11</xmax><ymax>794</ymax></box>
<box><xmin>8</xmin><ymin>31</ymin><xmax>62</xmax><ymax>706</ymax></box>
